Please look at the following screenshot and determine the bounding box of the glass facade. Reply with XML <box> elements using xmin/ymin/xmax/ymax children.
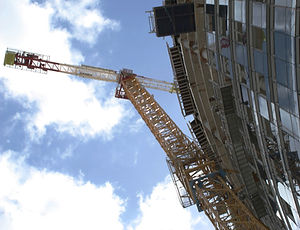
<box><xmin>164</xmin><ymin>0</ymin><xmax>299</xmax><ymax>229</ymax></box>
<box><xmin>201</xmin><ymin>0</ymin><xmax>300</xmax><ymax>229</ymax></box>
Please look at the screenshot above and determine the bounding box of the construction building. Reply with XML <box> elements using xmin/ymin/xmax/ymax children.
<box><xmin>4</xmin><ymin>0</ymin><xmax>300</xmax><ymax>229</ymax></box>
<box><xmin>150</xmin><ymin>0</ymin><xmax>300</xmax><ymax>229</ymax></box>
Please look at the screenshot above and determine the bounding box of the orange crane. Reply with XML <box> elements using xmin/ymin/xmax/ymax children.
<box><xmin>4</xmin><ymin>48</ymin><xmax>269</xmax><ymax>230</ymax></box>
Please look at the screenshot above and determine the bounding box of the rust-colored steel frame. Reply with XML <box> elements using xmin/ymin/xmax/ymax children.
<box><xmin>121</xmin><ymin>75</ymin><xmax>269</xmax><ymax>230</ymax></box>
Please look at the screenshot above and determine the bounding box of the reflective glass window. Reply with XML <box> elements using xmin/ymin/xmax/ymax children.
<box><xmin>275</xmin><ymin>58</ymin><xmax>296</xmax><ymax>90</ymax></box>
<box><xmin>277</xmin><ymin>83</ymin><xmax>291</xmax><ymax>111</ymax></box>
<box><xmin>218</xmin><ymin>17</ymin><xmax>228</xmax><ymax>36</ymax></box>
<box><xmin>241</xmin><ymin>85</ymin><xmax>249</xmax><ymax>105</ymax></box>
<box><xmin>207</xmin><ymin>49</ymin><xmax>217</xmax><ymax>67</ymax></box>
<box><xmin>290</xmin><ymin>90</ymin><xmax>299</xmax><ymax>115</ymax></box>
<box><xmin>285</xmin><ymin>35</ymin><xmax>295</xmax><ymax>64</ymax></box>
<box><xmin>221</xmin><ymin>56</ymin><xmax>232</xmax><ymax>76</ymax></box>
<box><xmin>274</xmin><ymin>32</ymin><xmax>286</xmax><ymax>59</ymax></box>
<box><xmin>275</xmin><ymin>7</ymin><xmax>286</xmax><ymax>33</ymax></box>
<box><xmin>274</xmin><ymin>32</ymin><xmax>295</xmax><ymax>63</ymax></box>
<box><xmin>277</xmin><ymin>83</ymin><xmax>298</xmax><ymax>114</ymax></box>
<box><xmin>259</xmin><ymin>95</ymin><xmax>269</xmax><ymax>119</ymax></box>
<box><xmin>291</xmin><ymin>115</ymin><xmax>300</xmax><ymax>137</ymax></box>
<box><xmin>219</xmin><ymin>5</ymin><xmax>228</xmax><ymax>18</ymax></box>
<box><xmin>275</xmin><ymin>0</ymin><xmax>296</xmax><ymax>7</ymax></box>
<box><xmin>252</xmin><ymin>27</ymin><xmax>266</xmax><ymax>50</ymax></box>
<box><xmin>257</xmin><ymin>73</ymin><xmax>270</xmax><ymax>98</ymax></box>
<box><xmin>252</xmin><ymin>2</ymin><xmax>266</xmax><ymax>28</ymax></box>
<box><xmin>219</xmin><ymin>0</ymin><xmax>229</xmax><ymax>4</ymax></box>
<box><xmin>285</xmin><ymin>8</ymin><xmax>295</xmax><ymax>35</ymax></box>
<box><xmin>275</xmin><ymin>58</ymin><xmax>288</xmax><ymax>86</ymax></box>
<box><xmin>234</xmin><ymin>21</ymin><xmax>246</xmax><ymax>44</ymax></box>
<box><xmin>286</xmin><ymin>63</ymin><xmax>296</xmax><ymax>91</ymax></box>
<box><xmin>234</xmin><ymin>0</ymin><xmax>246</xmax><ymax>23</ymax></box>
<box><xmin>205</xmin><ymin>14</ymin><xmax>215</xmax><ymax>32</ymax></box>
<box><xmin>288</xmin><ymin>136</ymin><xmax>300</xmax><ymax>159</ymax></box>
<box><xmin>280</xmin><ymin>108</ymin><xmax>293</xmax><ymax>132</ymax></box>
<box><xmin>206</xmin><ymin>4</ymin><xmax>214</xmax><ymax>14</ymax></box>
<box><xmin>235</xmin><ymin>43</ymin><xmax>247</xmax><ymax>65</ymax></box>
<box><xmin>206</xmin><ymin>32</ymin><xmax>216</xmax><ymax>50</ymax></box>
<box><xmin>220</xmin><ymin>37</ymin><xmax>231</xmax><ymax>57</ymax></box>
<box><xmin>254</xmin><ymin>50</ymin><xmax>264</xmax><ymax>74</ymax></box>
<box><xmin>237</xmin><ymin>64</ymin><xmax>249</xmax><ymax>85</ymax></box>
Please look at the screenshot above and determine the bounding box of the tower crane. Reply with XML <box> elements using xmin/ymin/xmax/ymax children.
<box><xmin>4</xmin><ymin>48</ymin><xmax>269</xmax><ymax>230</ymax></box>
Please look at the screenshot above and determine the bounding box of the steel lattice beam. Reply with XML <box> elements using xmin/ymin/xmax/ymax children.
<box><xmin>121</xmin><ymin>75</ymin><xmax>269</xmax><ymax>230</ymax></box>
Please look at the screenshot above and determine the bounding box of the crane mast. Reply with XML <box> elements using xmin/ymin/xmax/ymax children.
<box><xmin>4</xmin><ymin>49</ymin><xmax>269</xmax><ymax>230</ymax></box>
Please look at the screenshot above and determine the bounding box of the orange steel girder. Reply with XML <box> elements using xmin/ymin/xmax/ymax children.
<box><xmin>121</xmin><ymin>76</ymin><xmax>269</xmax><ymax>230</ymax></box>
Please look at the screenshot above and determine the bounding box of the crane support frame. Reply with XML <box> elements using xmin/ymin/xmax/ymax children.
<box><xmin>120</xmin><ymin>76</ymin><xmax>269</xmax><ymax>230</ymax></box>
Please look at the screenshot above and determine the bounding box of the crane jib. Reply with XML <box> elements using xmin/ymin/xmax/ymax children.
<box><xmin>4</xmin><ymin>48</ymin><xmax>176</xmax><ymax>93</ymax></box>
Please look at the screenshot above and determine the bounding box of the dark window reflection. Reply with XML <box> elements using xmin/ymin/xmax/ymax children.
<box><xmin>277</xmin><ymin>83</ymin><xmax>291</xmax><ymax>111</ymax></box>
<box><xmin>275</xmin><ymin>58</ymin><xmax>288</xmax><ymax>86</ymax></box>
<box><xmin>277</xmin><ymin>83</ymin><xmax>298</xmax><ymax>114</ymax></box>
<box><xmin>252</xmin><ymin>27</ymin><xmax>266</xmax><ymax>50</ymax></box>
<box><xmin>274</xmin><ymin>32</ymin><xmax>295</xmax><ymax>63</ymax></box>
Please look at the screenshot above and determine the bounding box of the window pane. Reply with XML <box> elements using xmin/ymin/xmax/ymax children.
<box><xmin>257</xmin><ymin>73</ymin><xmax>269</xmax><ymax>97</ymax></box>
<box><xmin>206</xmin><ymin>4</ymin><xmax>214</xmax><ymax>14</ymax></box>
<box><xmin>291</xmin><ymin>115</ymin><xmax>300</xmax><ymax>137</ymax></box>
<box><xmin>207</xmin><ymin>32</ymin><xmax>216</xmax><ymax>50</ymax></box>
<box><xmin>219</xmin><ymin>0</ymin><xmax>229</xmax><ymax>5</ymax></box>
<box><xmin>275</xmin><ymin>0</ymin><xmax>296</xmax><ymax>7</ymax></box>
<box><xmin>289</xmin><ymin>90</ymin><xmax>299</xmax><ymax>115</ymax></box>
<box><xmin>206</xmin><ymin>14</ymin><xmax>215</xmax><ymax>32</ymax></box>
<box><xmin>241</xmin><ymin>85</ymin><xmax>249</xmax><ymax>105</ymax></box>
<box><xmin>253</xmin><ymin>2</ymin><xmax>266</xmax><ymax>28</ymax></box>
<box><xmin>259</xmin><ymin>95</ymin><xmax>269</xmax><ymax>119</ymax></box>
<box><xmin>277</xmin><ymin>83</ymin><xmax>290</xmax><ymax>111</ymax></box>
<box><xmin>254</xmin><ymin>50</ymin><xmax>264</xmax><ymax>74</ymax></box>
<box><xmin>252</xmin><ymin>27</ymin><xmax>266</xmax><ymax>50</ymax></box>
<box><xmin>275</xmin><ymin>58</ymin><xmax>288</xmax><ymax>87</ymax></box>
<box><xmin>286</xmin><ymin>63</ymin><xmax>296</xmax><ymax>91</ymax></box>
<box><xmin>219</xmin><ymin>5</ymin><xmax>228</xmax><ymax>18</ymax></box>
<box><xmin>280</xmin><ymin>108</ymin><xmax>292</xmax><ymax>132</ymax></box>
<box><xmin>235</xmin><ymin>43</ymin><xmax>247</xmax><ymax>65</ymax></box>
<box><xmin>285</xmin><ymin>8</ymin><xmax>295</xmax><ymax>35</ymax></box>
<box><xmin>234</xmin><ymin>0</ymin><xmax>245</xmax><ymax>23</ymax></box>
<box><xmin>274</xmin><ymin>32</ymin><xmax>286</xmax><ymax>59</ymax></box>
<box><xmin>275</xmin><ymin>7</ymin><xmax>286</xmax><ymax>33</ymax></box>
<box><xmin>285</xmin><ymin>35</ymin><xmax>295</xmax><ymax>64</ymax></box>
<box><xmin>288</xmin><ymin>136</ymin><xmax>300</xmax><ymax>159</ymax></box>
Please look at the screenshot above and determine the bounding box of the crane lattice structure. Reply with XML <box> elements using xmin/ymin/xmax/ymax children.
<box><xmin>4</xmin><ymin>48</ymin><xmax>269</xmax><ymax>230</ymax></box>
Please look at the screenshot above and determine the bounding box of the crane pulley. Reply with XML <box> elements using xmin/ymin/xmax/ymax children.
<box><xmin>3</xmin><ymin>48</ymin><xmax>269</xmax><ymax>230</ymax></box>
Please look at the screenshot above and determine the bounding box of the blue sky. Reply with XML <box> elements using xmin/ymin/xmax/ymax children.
<box><xmin>0</xmin><ymin>0</ymin><xmax>214</xmax><ymax>229</ymax></box>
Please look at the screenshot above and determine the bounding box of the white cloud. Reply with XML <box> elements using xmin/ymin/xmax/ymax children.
<box><xmin>0</xmin><ymin>151</ymin><xmax>214</xmax><ymax>230</ymax></box>
<box><xmin>129</xmin><ymin>118</ymin><xmax>145</xmax><ymax>133</ymax></box>
<box><xmin>128</xmin><ymin>176</ymin><xmax>214</xmax><ymax>230</ymax></box>
<box><xmin>0</xmin><ymin>0</ymin><xmax>126</xmax><ymax>139</ymax></box>
<box><xmin>60</xmin><ymin>144</ymin><xmax>77</xmax><ymax>159</ymax></box>
<box><xmin>48</xmin><ymin>0</ymin><xmax>120</xmax><ymax>44</ymax></box>
<box><xmin>0</xmin><ymin>151</ymin><xmax>125</xmax><ymax>230</ymax></box>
